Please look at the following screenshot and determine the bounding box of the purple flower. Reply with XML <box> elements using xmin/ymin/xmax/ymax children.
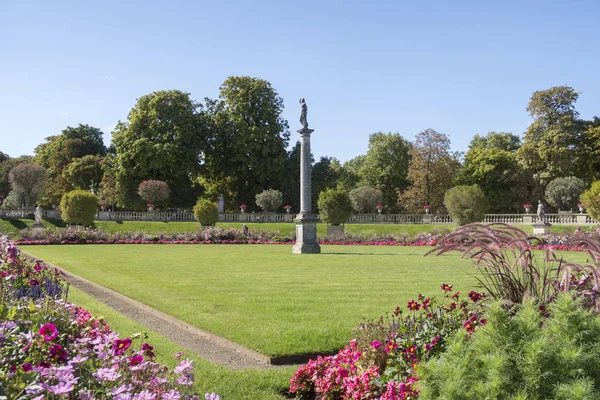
<box><xmin>21</xmin><ymin>363</ymin><xmax>32</xmax><ymax>372</ymax></box>
<box><xmin>162</xmin><ymin>390</ymin><xmax>181</xmax><ymax>400</ymax></box>
<box><xmin>49</xmin><ymin>380</ymin><xmax>75</xmax><ymax>395</ymax></box>
<box><xmin>133</xmin><ymin>391</ymin><xmax>157</xmax><ymax>400</ymax></box>
<box><xmin>370</xmin><ymin>340</ymin><xmax>382</xmax><ymax>349</ymax></box>
<box><xmin>93</xmin><ymin>367</ymin><xmax>122</xmax><ymax>381</ymax></box>
<box><xmin>205</xmin><ymin>394</ymin><xmax>221</xmax><ymax>400</ymax></box>
<box><xmin>174</xmin><ymin>358</ymin><xmax>193</xmax><ymax>374</ymax></box>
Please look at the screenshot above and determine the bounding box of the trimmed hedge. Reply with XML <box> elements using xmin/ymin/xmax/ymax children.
<box><xmin>60</xmin><ymin>190</ymin><xmax>98</xmax><ymax>226</ymax></box>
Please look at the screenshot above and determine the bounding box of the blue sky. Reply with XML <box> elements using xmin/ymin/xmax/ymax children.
<box><xmin>2</xmin><ymin>0</ymin><xmax>599</xmax><ymax>162</ymax></box>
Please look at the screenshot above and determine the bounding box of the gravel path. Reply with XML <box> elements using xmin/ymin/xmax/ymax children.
<box><xmin>22</xmin><ymin>252</ymin><xmax>277</xmax><ymax>370</ymax></box>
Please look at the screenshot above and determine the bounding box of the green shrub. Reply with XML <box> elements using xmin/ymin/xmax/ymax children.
<box><xmin>255</xmin><ymin>189</ymin><xmax>282</xmax><ymax>212</ymax></box>
<box><xmin>443</xmin><ymin>185</ymin><xmax>486</xmax><ymax>225</ymax></box>
<box><xmin>545</xmin><ymin>176</ymin><xmax>587</xmax><ymax>211</ymax></box>
<box><xmin>60</xmin><ymin>190</ymin><xmax>98</xmax><ymax>226</ymax></box>
<box><xmin>580</xmin><ymin>181</ymin><xmax>600</xmax><ymax>221</ymax></box>
<box><xmin>193</xmin><ymin>198</ymin><xmax>219</xmax><ymax>227</ymax></box>
<box><xmin>419</xmin><ymin>294</ymin><xmax>600</xmax><ymax>400</ymax></box>
<box><xmin>317</xmin><ymin>189</ymin><xmax>353</xmax><ymax>225</ymax></box>
<box><xmin>349</xmin><ymin>186</ymin><xmax>383</xmax><ymax>213</ymax></box>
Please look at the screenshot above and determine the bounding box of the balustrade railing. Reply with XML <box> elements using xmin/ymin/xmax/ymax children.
<box><xmin>1</xmin><ymin>208</ymin><xmax>598</xmax><ymax>226</ymax></box>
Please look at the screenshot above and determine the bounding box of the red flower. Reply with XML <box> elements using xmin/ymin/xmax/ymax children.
<box><xmin>49</xmin><ymin>343</ymin><xmax>68</xmax><ymax>362</ymax></box>
<box><xmin>451</xmin><ymin>291</ymin><xmax>460</xmax><ymax>300</ymax></box>
<box><xmin>39</xmin><ymin>324</ymin><xmax>59</xmax><ymax>342</ymax></box>
<box><xmin>130</xmin><ymin>355</ymin><xmax>144</xmax><ymax>366</ymax></box>
<box><xmin>407</xmin><ymin>300</ymin><xmax>421</xmax><ymax>311</ymax></box>
<box><xmin>142</xmin><ymin>343</ymin><xmax>155</xmax><ymax>358</ymax></box>
<box><xmin>441</xmin><ymin>283</ymin><xmax>453</xmax><ymax>292</ymax></box>
<box><xmin>385</xmin><ymin>341</ymin><xmax>398</xmax><ymax>353</ymax></box>
<box><xmin>239</xmin><ymin>204</ymin><xmax>247</xmax><ymax>209</ymax></box>
<box><xmin>393</xmin><ymin>306</ymin><xmax>401</xmax><ymax>316</ymax></box>
<box><xmin>422</xmin><ymin>297</ymin><xmax>431</xmax><ymax>310</ymax></box>
<box><xmin>284</xmin><ymin>205</ymin><xmax>292</xmax><ymax>209</ymax></box>
<box><xmin>112</xmin><ymin>338</ymin><xmax>132</xmax><ymax>355</ymax></box>
<box><xmin>468</xmin><ymin>291</ymin><xmax>485</xmax><ymax>302</ymax></box>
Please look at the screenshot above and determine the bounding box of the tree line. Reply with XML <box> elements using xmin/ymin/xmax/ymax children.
<box><xmin>1</xmin><ymin>80</ymin><xmax>599</xmax><ymax>214</ymax></box>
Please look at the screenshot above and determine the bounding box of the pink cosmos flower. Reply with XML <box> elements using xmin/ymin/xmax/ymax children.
<box><xmin>39</xmin><ymin>323</ymin><xmax>59</xmax><ymax>342</ymax></box>
<box><xmin>112</xmin><ymin>338</ymin><xmax>132</xmax><ymax>355</ymax></box>
<box><xmin>370</xmin><ymin>340</ymin><xmax>382</xmax><ymax>349</ymax></box>
<box><xmin>174</xmin><ymin>359</ymin><xmax>194</xmax><ymax>374</ymax></box>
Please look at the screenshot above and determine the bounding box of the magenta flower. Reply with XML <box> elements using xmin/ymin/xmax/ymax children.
<box><xmin>370</xmin><ymin>340</ymin><xmax>382</xmax><ymax>349</ymax></box>
<box><xmin>112</xmin><ymin>338</ymin><xmax>132</xmax><ymax>355</ymax></box>
<box><xmin>130</xmin><ymin>355</ymin><xmax>144</xmax><ymax>366</ymax></box>
<box><xmin>407</xmin><ymin>300</ymin><xmax>420</xmax><ymax>311</ymax></box>
<box><xmin>39</xmin><ymin>323</ymin><xmax>59</xmax><ymax>342</ymax></box>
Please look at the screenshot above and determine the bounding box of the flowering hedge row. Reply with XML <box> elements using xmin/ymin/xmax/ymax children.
<box><xmin>0</xmin><ymin>237</ymin><xmax>220</xmax><ymax>399</ymax></box>
<box><xmin>289</xmin><ymin>286</ymin><xmax>487</xmax><ymax>399</ymax></box>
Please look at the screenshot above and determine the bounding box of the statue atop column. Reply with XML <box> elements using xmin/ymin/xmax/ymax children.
<box><xmin>536</xmin><ymin>200</ymin><xmax>545</xmax><ymax>223</ymax></box>
<box><xmin>299</xmin><ymin>98</ymin><xmax>309</xmax><ymax>130</ymax></box>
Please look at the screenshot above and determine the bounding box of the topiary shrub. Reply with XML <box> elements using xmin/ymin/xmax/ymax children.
<box><xmin>60</xmin><ymin>190</ymin><xmax>98</xmax><ymax>226</ymax></box>
<box><xmin>349</xmin><ymin>186</ymin><xmax>383</xmax><ymax>213</ymax></box>
<box><xmin>580</xmin><ymin>181</ymin><xmax>600</xmax><ymax>221</ymax></box>
<box><xmin>318</xmin><ymin>189</ymin><xmax>353</xmax><ymax>225</ymax></box>
<box><xmin>255</xmin><ymin>189</ymin><xmax>283</xmax><ymax>212</ymax></box>
<box><xmin>545</xmin><ymin>176</ymin><xmax>587</xmax><ymax>211</ymax></box>
<box><xmin>193</xmin><ymin>198</ymin><xmax>219</xmax><ymax>227</ymax></box>
<box><xmin>419</xmin><ymin>294</ymin><xmax>600</xmax><ymax>400</ymax></box>
<box><xmin>137</xmin><ymin>180</ymin><xmax>170</xmax><ymax>206</ymax></box>
<box><xmin>443</xmin><ymin>185</ymin><xmax>486</xmax><ymax>225</ymax></box>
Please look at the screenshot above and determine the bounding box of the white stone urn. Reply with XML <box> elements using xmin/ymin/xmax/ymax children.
<box><xmin>578</xmin><ymin>204</ymin><xmax>585</xmax><ymax>213</ymax></box>
<box><xmin>148</xmin><ymin>205</ymin><xmax>154</xmax><ymax>212</ymax></box>
<box><xmin>376</xmin><ymin>206</ymin><xmax>383</xmax><ymax>214</ymax></box>
<box><xmin>424</xmin><ymin>206</ymin><xmax>430</xmax><ymax>214</ymax></box>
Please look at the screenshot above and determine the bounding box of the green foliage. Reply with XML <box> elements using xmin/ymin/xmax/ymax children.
<box><xmin>336</xmin><ymin>155</ymin><xmax>365</xmax><ymax>192</ymax></box>
<box><xmin>545</xmin><ymin>176</ymin><xmax>587</xmax><ymax>211</ymax></box>
<box><xmin>2</xmin><ymin>191</ymin><xmax>26</xmax><ymax>209</ymax></box>
<box><xmin>137</xmin><ymin>180</ymin><xmax>171</xmax><ymax>206</ymax></box>
<box><xmin>8</xmin><ymin>163</ymin><xmax>48</xmax><ymax>206</ymax></box>
<box><xmin>193</xmin><ymin>198</ymin><xmax>219</xmax><ymax>226</ymax></box>
<box><xmin>469</xmin><ymin>131</ymin><xmax>521</xmax><ymax>152</ymax></box>
<box><xmin>62</xmin><ymin>154</ymin><xmax>103</xmax><ymax>190</ymax></box>
<box><xmin>202</xmin><ymin>76</ymin><xmax>290</xmax><ymax>208</ymax></box>
<box><xmin>317</xmin><ymin>189</ymin><xmax>353</xmax><ymax>225</ymax></box>
<box><xmin>358</xmin><ymin>132</ymin><xmax>411</xmax><ymax>210</ymax></box>
<box><xmin>311</xmin><ymin>157</ymin><xmax>341</xmax><ymax>212</ymax></box>
<box><xmin>419</xmin><ymin>294</ymin><xmax>600</xmax><ymax>400</ymax></box>
<box><xmin>580</xmin><ymin>181</ymin><xmax>600</xmax><ymax>221</ymax></box>
<box><xmin>443</xmin><ymin>185</ymin><xmax>486</xmax><ymax>225</ymax></box>
<box><xmin>349</xmin><ymin>186</ymin><xmax>383</xmax><ymax>213</ymax></box>
<box><xmin>60</xmin><ymin>189</ymin><xmax>98</xmax><ymax>226</ymax></box>
<box><xmin>0</xmin><ymin>155</ymin><xmax>33</xmax><ymax>198</ymax></box>
<box><xmin>112</xmin><ymin>90</ymin><xmax>206</xmax><ymax>208</ymax></box>
<box><xmin>399</xmin><ymin>129</ymin><xmax>461</xmax><ymax>213</ymax></box>
<box><xmin>255</xmin><ymin>189</ymin><xmax>283</xmax><ymax>212</ymax></box>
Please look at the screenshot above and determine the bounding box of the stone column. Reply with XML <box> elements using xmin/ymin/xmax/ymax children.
<box><xmin>292</xmin><ymin>128</ymin><xmax>321</xmax><ymax>254</ymax></box>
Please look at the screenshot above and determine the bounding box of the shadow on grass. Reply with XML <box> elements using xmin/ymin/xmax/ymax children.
<box><xmin>2</xmin><ymin>218</ymin><xmax>29</xmax><ymax>230</ymax></box>
<box><xmin>321</xmin><ymin>252</ymin><xmax>403</xmax><ymax>256</ymax></box>
<box><xmin>45</xmin><ymin>218</ymin><xmax>67</xmax><ymax>228</ymax></box>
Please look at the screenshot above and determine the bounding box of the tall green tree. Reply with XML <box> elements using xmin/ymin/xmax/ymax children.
<box><xmin>399</xmin><ymin>129</ymin><xmax>461</xmax><ymax>213</ymax></box>
<box><xmin>358</xmin><ymin>132</ymin><xmax>411</xmax><ymax>210</ymax></box>
<box><xmin>517</xmin><ymin>86</ymin><xmax>586</xmax><ymax>184</ymax></box>
<box><xmin>202</xmin><ymin>76</ymin><xmax>290</xmax><ymax>208</ymax></box>
<box><xmin>312</xmin><ymin>156</ymin><xmax>341</xmax><ymax>212</ymax></box>
<box><xmin>62</xmin><ymin>155</ymin><xmax>103</xmax><ymax>191</ymax></box>
<box><xmin>112</xmin><ymin>90</ymin><xmax>207</xmax><ymax>208</ymax></box>
<box><xmin>458</xmin><ymin>132</ymin><xmax>525</xmax><ymax>212</ymax></box>
<box><xmin>336</xmin><ymin>155</ymin><xmax>365</xmax><ymax>192</ymax></box>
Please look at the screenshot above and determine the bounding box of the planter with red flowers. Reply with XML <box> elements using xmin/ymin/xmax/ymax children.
<box><xmin>376</xmin><ymin>205</ymin><xmax>383</xmax><ymax>215</ymax></box>
<box><xmin>523</xmin><ymin>203</ymin><xmax>532</xmax><ymax>214</ymax></box>
<box><xmin>424</xmin><ymin>205</ymin><xmax>431</xmax><ymax>215</ymax></box>
<box><xmin>239</xmin><ymin>204</ymin><xmax>247</xmax><ymax>214</ymax></box>
<box><xmin>284</xmin><ymin>205</ymin><xmax>292</xmax><ymax>214</ymax></box>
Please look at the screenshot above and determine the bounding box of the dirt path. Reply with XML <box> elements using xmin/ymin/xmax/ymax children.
<box><xmin>22</xmin><ymin>252</ymin><xmax>277</xmax><ymax>370</ymax></box>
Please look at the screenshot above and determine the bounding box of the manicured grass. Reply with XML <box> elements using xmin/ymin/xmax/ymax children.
<box><xmin>0</xmin><ymin>218</ymin><xmax>64</xmax><ymax>238</ymax></box>
<box><xmin>67</xmin><ymin>286</ymin><xmax>294</xmax><ymax>399</ymax></box>
<box><xmin>22</xmin><ymin>244</ymin><xmax>481</xmax><ymax>356</ymax></box>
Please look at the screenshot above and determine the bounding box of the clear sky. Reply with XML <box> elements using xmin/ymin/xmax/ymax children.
<box><xmin>1</xmin><ymin>0</ymin><xmax>599</xmax><ymax>162</ymax></box>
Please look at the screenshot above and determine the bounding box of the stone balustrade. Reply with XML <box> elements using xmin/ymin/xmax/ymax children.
<box><xmin>1</xmin><ymin>209</ymin><xmax>598</xmax><ymax>226</ymax></box>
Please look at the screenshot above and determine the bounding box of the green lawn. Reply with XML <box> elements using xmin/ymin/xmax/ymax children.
<box><xmin>68</xmin><ymin>286</ymin><xmax>294</xmax><ymax>399</ymax></box>
<box><xmin>22</xmin><ymin>244</ymin><xmax>481</xmax><ymax>356</ymax></box>
<box><xmin>2</xmin><ymin>217</ymin><xmax>588</xmax><ymax>239</ymax></box>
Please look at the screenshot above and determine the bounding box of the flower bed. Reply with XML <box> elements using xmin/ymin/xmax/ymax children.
<box><xmin>289</xmin><ymin>286</ymin><xmax>486</xmax><ymax>399</ymax></box>
<box><xmin>0</xmin><ymin>236</ymin><xmax>219</xmax><ymax>399</ymax></box>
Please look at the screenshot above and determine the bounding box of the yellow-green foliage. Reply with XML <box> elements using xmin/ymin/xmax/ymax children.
<box><xmin>60</xmin><ymin>190</ymin><xmax>98</xmax><ymax>226</ymax></box>
<box><xmin>193</xmin><ymin>198</ymin><xmax>219</xmax><ymax>226</ymax></box>
<box><xmin>580</xmin><ymin>181</ymin><xmax>600</xmax><ymax>221</ymax></box>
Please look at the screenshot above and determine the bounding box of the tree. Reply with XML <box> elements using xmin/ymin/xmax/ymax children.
<box><xmin>469</xmin><ymin>132</ymin><xmax>521</xmax><ymax>152</ymax></box>
<box><xmin>317</xmin><ymin>189</ymin><xmax>353</xmax><ymax>225</ymax></box>
<box><xmin>312</xmin><ymin>156</ymin><xmax>341</xmax><ymax>212</ymax></box>
<box><xmin>8</xmin><ymin>163</ymin><xmax>48</xmax><ymax>206</ymax></box>
<box><xmin>280</xmin><ymin>141</ymin><xmax>303</xmax><ymax>212</ymax></box>
<box><xmin>444</xmin><ymin>185</ymin><xmax>487</xmax><ymax>225</ymax></box>
<box><xmin>112</xmin><ymin>90</ymin><xmax>207</xmax><ymax>208</ymax></box>
<box><xmin>349</xmin><ymin>186</ymin><xmax>383</xmax><ymax>213</ymax></box>
<box><xmin>517</xmin><ymin>86</ymin><xmax>586</xmax><ymax>184</ymax></box>
<box><xmin>458</xmin><ymin>133</ymin><xmax>525</xmax><ymax>212</ymax></box>
<box><xmin>399</xmin><ymin>129</ymin><xmax>461</xmax><ymax>213</ymax></box>
<box><xmin>255</xmin><ymin>189</ymin><xmax>283</xmax><ymax>212</ymax></box>
<box><xmin>137</xmin><ymin>180</ymin><xmax>170</xmax><ymax>206</ymax></box>
<box><xmin>545</xmin><ymin>176</ymin><xmax>587</xmax><ymax>212</ymax></box>
<box><xmin>336</xmin><ymin>155</ymin><xmax>365</xmax><ymax>192</ymax></box>
<box><xmin>62</xmin><ymin>155</ymin><xmax>103</xmax><ymax>191</ymax></box>
<box><xmin>60</xmin><ymin>124</ymin><xmax>107</xmax><ymax>157</ymax></box>
<box><xmin>0</xmin><ymin>155</ymin><xmax>32</xmax><ymax>197</ymax></box>
<box><xmin>580</xmin><ymin>182</ymin><xmax>600</xmax><ymax>221</ymax></box>
<box><xmin>579</xmin><ymin>117</ymin><xmax>600</xmax><ymax>181</ymax></box>
<box><xmin>98</xmin><ymin>154</ymin><xmax>120</xmax><ymax>207</ymax></box>
<box><xmin>358</xmin><ymin>132</ymin><xmax>411</xmax><ymax>210</ymax></box>
<box><xmin>202</xmin><ymin>76</ymin><xmax>290</xmax><ymax>208</ymax></box>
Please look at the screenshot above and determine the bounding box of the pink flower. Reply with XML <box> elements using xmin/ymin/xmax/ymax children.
<box><xmin>112</xmin><ymin>338</ymin><xmax>132</xmax><ymax>355</ymax></box>
<box><xmin>39</xmin><ymin>323</ymin><xmax>59</xmax><ymax>342</ymax></box>
<box><xmin>370</xmin><ymin>340</ymin><xmax>382</xmax><ymax>349</ymax></box>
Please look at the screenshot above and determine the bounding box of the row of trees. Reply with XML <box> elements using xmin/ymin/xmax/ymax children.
<box><xmin>1</xmin><ymin>82</ymin><xmax>599</xmax><ymax>214</ymax></box>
